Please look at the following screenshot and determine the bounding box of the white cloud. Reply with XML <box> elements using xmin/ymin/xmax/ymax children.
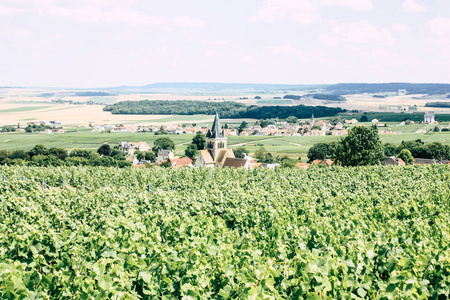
<box><xmin>320</xmin><ymin>20</ymin><xmax>395</xmax><ymax>46</ymax></box>
<box><xmin>39</xmin><ymin>5</ymin><xmax>165</xmax><ymax>26</ymax></box>
<box><xmin>201</xmin><ymin>39</ymin><xmax>232</xmax><ymax>47</ymax></box>
<box><xmin>429</xmin><ymin>17</ymin><xmax>450</xmax><ymax>37</ymax></box>
<box><xmin>320</xmin><ymin>0</ymin><xmax>372</xmax><ymax>11</ymax></box>
<box><xmin>427</xmin><ymin>17</ymin><xmax>450</xmax><ymax>59</ymax></box>
<box><xmin>267</xmin><ymin>44</ymin><xmax>302</xmax><ymax>56</ymax></box>
<box><xmin>0</xmin><ymin>24</ymin><xmax>31</xmax><ymax>37</ymax></box>
<box><xmin>393</xmin><ymin>23</ymin><xmax>410</xmax><ymax>32</ymax></box>
<box><xmin>249</xmin><ymin>0</ymin><xmax>319</xmax><ymax>24</ymax></box>
<box><xmin>103</xmin><ymin>7</ymin><xmax>165</xmax><ymax>26</ymax></box>
<box><xmin>0</xmin><ymin>5</ymin><xmax>26</xmax><ymax>16</ymax></box>
<box><xmin>173</xmin><ymin>16</ymin><xmax>206</xmax><ymax>28</ymax></box>
<box><xmin>401</xmin><ymin>0</ymin><xmax>425</xmax><ymax>13</ymax></box>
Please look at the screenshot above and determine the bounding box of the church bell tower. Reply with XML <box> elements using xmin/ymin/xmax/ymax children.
<box><xmin>206</xmin><ymin>113</ymin><xmax>227</xmax><ymax>160</ymax></box>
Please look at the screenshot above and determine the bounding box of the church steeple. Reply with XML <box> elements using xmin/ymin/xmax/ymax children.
<box><xmin>207</xmin><ymin>112</ymin><xmax>225</xmax><ymax>139</ymax></box>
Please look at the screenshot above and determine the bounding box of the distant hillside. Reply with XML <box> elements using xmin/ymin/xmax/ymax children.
<box><xmin>103</xmin><ymin>82</ymin><xmax>450</xmax><ymax>96</ymax></box>
<box><xmin>105</xmin><ymin>82</ymin><xmax>326</xmax><ymax>94</ymax></box>
<box><xmin>325</xmin><ymin>83</ymin><xmax>450</xmax><ymax>95</ymax></box>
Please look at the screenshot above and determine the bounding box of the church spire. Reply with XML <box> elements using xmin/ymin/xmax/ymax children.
<box><xmin>207</xmin><ymin>112</ymin><xmax>225</xmax><ymax>138</ymax></box>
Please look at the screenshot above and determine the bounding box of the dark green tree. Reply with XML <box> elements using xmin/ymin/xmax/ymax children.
<box><xmin>238</xmin><ymin>121</ymin><xmax>248</xmax><ymax>134</ymax></box>
<box><xmin>97</xmin><ymin>144</ymin><xmax>111</xmax><ymax>156</ymax></box>
<box><xmin>29</xmin><ymin>144</ymin><xmax>48</xmax><ymax>157</ymax></box>
<box><xmin>360</xmin><ymin>115</ymin><xmax>368</xmax><ymax>122</ymax></box>
<box><xmin>334</xmin><ymin>126</ymin><xmax>384</xmax><ymax>166</ymax></box>
<box><xmin>160</xmin><ymin>159</ymin><xmax>172</xmax><ymax>168</ymax></box>
<box><xmin>384</xmin><ymin>143</ymin><xmax>398</xmax><ymax>157</ymax></box>
<box><xmin>233</xmin><ymin>146</ymin><xmax>247</xmax><ymax>159</ymax></box>
<box><xmin>398</xmin><ymin>149</ymin><xmax>414</xmax><ymax>165</ymax></box>
<box><xmin>47</xmin><ymin>147</ymin><xmax>68</xmax><ymax>160</ymax></box>
<box><xmin>192</xmin><ymin>132</ymin><xmax>206</xmax><ymax>150</ymax></box>
<box><xmin>185</xmin><ymin>144</ymin><xmax>198</xmax><ymax>158</ymax></box>
<box><xmin>153</xmin><ymin>137</ymin><xmax>175</xmax><ymax>153</ymax></box>
<box><xmin>307</xmin><ymin>142</ymin><xmax>336</xmax><ymax>162</ymax></box>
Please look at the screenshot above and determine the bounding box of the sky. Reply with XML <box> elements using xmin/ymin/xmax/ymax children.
<box><xmin>0</xmin><ymin>0</ymin><xmax>449</xmax><ymax>87</ymax></box>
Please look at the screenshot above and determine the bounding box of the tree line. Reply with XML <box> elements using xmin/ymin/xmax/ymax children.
<box><xmin>103</xmin><ymin>100</ymin><xmax>345</xmax><ymax>119</ymax></box>
<box><xmin>425</xmin><ymin>102</ymin><xmax>450</xmax><ymax>108</ymax></box>
<box><xmin>308</xmin><ymin>127</ymin><xmax>450</xmax><ymax>166</ymax></box>
<box><xmin>0</xmin><ymin>145</ymin><xmax>132</xmax><ymax>168</ymax></box>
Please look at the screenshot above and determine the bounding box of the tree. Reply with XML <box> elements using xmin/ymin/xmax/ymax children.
<box><xmin>260</xmin><ymin>120</ymin><xmax>269</xmax><ymax>128</ymax></box>
<box><xmin>424</xmin><ymin>142</ymin><xmax>450</xmax><ymax>160</ymax></box>
<box><xmin>398</xmin><ymin>149</ymin><xmax>414</xmax><ymax>165</ymax></box>
<box><xmin>233</xmin><ymin>146</ymin><xmax>247</xmax><ymax>159</ymax></box>
<box><xmin>255</xmin><ymin>147</ymin><xmax>267</xmax><ymax>162</ymax></box>
<box><xmin>384</xmin><ymin>143</ymin><xmax>398</xmax><ymax>157</ymax></box>
<box><xmin>137</xmin><ymin>151</ymin><xmax>156</xmax><ymax>162</ymax></box>
<box><xmin>334</xmin><ymin>125</ymin><xmax>384</xmax><ymax>166</ymax></box>
<box><xmin>160</xmin><ymin>159</ymin><xmax>172</xmax><ymax>168</ymax></box>
<box><xmin>281</xmin><ymin>158</ymin><xmax>296</xmax><ymax>168</ymax></box>
<box><xmin>153</xmin><ymin>137</ymin><xmax>175</xmax><ymax>153</ymax></box>
<box><xmin>307</xmin><ymin>142</ymin><xmax>336</xmax><ymax>162</ymax></box>
<box><xmin>97</xmin><ymin>144</ymin><xmax>111</xmax><ymax>156</ymax></box>
<box><xmin>29</xmin><ymin>144</ymin><xmax>48</xmax><ymax>157</ymax></box>
<box><xmin>185</xmin><ymin>144</ymin><xmax>198</xmax><ymax>158</ymax></box>
<box><xmin>48</xmin><ymin>147</ymin><xmax>68</xmax><ymax>160</ymax></box>
<box><xmin>360</xmin><ymin>115</ymin><xmax>368</xmax><ymax>122</ymax></box>
<box><xmin>192</xmin><ymin>132</ymin><xmax>206</xmax><ymax>150</ymax></box>
<box><xmin>286</xmin><ymin>116</ymin><xmax>298</xmax><ymax>124</ymax></box>
<box><xmin>238</xmin><ymin>121</ymin><xmax>248</xmax><ymax>134</ymax></box>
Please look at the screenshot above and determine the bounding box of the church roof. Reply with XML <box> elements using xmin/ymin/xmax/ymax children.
<box><xmin>206</xmin><ymin>113</ymin><xmax>225</xmax><ymax>138</ymax></box>
<box><xmin>198</xmin><ymin>150</ymin><xmax>214</xmax><ymax>164</ymax></box>
<box><xmin>222</xmin><ymin>157</ymin><xmax>248</xmax><ymax>168</ymax></box>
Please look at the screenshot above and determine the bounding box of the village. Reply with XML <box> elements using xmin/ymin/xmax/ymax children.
<box><xmin>114</xmin><ymin>113</ymin><xmax>448</xmax><ymax>170</ymax></box>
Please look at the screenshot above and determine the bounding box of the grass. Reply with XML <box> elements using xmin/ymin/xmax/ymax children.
<box><xmin>0</xmin><ymin>106</ymin><xmax>53</xmax><ymax>114</ymax></box>
<box><xmin>256</xmin><ymin>99</ymin><xmax>292</xmax><ymax>105</ymax></box>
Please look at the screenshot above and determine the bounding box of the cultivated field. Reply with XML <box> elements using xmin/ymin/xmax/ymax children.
<box><xmin>0</xmin><ymin>165</ymin><xmax>449</xmax><ymax>298</ymax></box>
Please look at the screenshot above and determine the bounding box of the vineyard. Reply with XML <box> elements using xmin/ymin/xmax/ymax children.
<box><xmin>0</xmin><ymin>165</ymin><xmax>449</xmax><ymax>299</ymax></box>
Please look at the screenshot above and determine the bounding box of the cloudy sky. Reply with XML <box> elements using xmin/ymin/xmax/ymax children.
<box><xmin>0</xmin><ymin>0</ymin><xmax>449</xmax><ymax>87</ymax></box>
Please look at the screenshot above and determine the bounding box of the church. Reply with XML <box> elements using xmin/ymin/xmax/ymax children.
<box><xmin>195</xmin><ymin>113</ymin><xmax>250</xmax><ymax>168</ymax></box>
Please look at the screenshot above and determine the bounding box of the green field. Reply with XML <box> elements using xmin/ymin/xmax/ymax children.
<box><xmin>256</xmin><ymin>99</ymin><xmax>292</xmax><ymax>105</ymax></box>
<box><xmin>1</xmin><ymin>128</ymin><xmax>450</xmax><ymax>159</ymax></box>
<box><xmin>0</xmin><ymin>165</ymin><xmax>449</xmax><ymax>298</ymax></box>
<box><xmin>0</xmin><ymin>106</ymin><xmax>53</xmax><ymax>114</ymax></box>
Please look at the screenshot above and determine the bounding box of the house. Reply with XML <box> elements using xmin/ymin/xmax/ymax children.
<box><xmin>296</xmin><ymin>162</ymin><xmax>310</xmax><ymax>170</ymax></box>
<box><xmin>119</xmin><ymin>141</ymin><xmax>151</xmax><ymax>156</ymax></box>
<box><xmin>195</xmin><ymin>113</ymin><xmax>248</xmax><ymax>168</ymax></box>
<box><xmin>384</xmin><ymin>156</ymin><xmax>405</xmax><ymax>166</ymax></box>
<box><xmin>414</xmin><ymin>158</ymin><xmax>449</xmax><ymax>165</ymax></box>
<box><xmin>424</xmin><ymin>113</ymin><xmax>435</xmax><ymax>124</ymax></box>
<box><xmin>171</xmin><ymin>157</ymin><xmax>193</xmax><ymax>168</ymax></box>
<box><xmin>372</xmin><ymin>119</ymin><xmax>379</xmax><ymax>124</ymax></box>
<box><xmin>345</xmin><ymin>118</ymin><xmax>358</xmax><ymax>124</ymax></box>
<box><xmin>312</xmin><ymin>159</ymin><xmax>334</xmax><ymax>167</ymax></box>
<box><xmin>43</xmin><ymin>129</ymin><xmax>53</xmax><ymax>134</ymax></box>
<box><xmin>52</xmin><ymin>129</ymin><xmax>65</xmax><ymax>134</ymax></box>
<box><xmin>398</xmin><ymin>89</ymin><xmax>407</xmax><ymax>96</ymax></box>
<box><xmin>156</xmin><ymin>149</ymin><xmax>174</xmax><ymax>163</ymax></box>
<box><xmin>416</xmin><ymin>129</ymin><xmax>427</xmax><ymax>134</ymax></box>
